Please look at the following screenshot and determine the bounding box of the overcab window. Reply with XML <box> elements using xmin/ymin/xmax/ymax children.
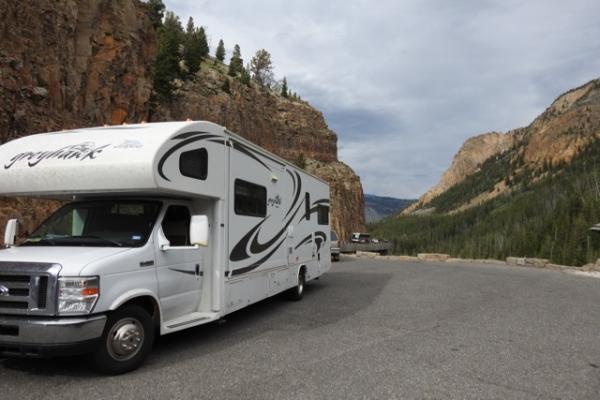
<box><xmin>180</xmin><ymin>148</ymin><xmax>208</xmax><ymax>180</ymax></box>
<box><xmin>234</xmin><ymin>179</ymin><xmax>267</xmax><ymax>217</ymax></box>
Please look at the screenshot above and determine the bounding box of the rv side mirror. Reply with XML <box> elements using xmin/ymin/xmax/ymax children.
<box><xmin>190</xmin><ymin>215</ymin><xmax>209</xmax><ymax>247</ymax></box>
<box><xmin>4</xmin><ymin>219</ymin><xmax>18</xmax><ymax>248</ymax></box>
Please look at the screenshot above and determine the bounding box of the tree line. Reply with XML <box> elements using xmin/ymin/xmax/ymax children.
<box><xmin>145</xmin><ymin>0</ymin><xmax>302</xmax><ymax>103</ymax></box>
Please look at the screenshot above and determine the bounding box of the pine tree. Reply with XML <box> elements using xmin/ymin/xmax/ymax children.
<box><xmin>250</xmin><ymin>49</ymin><xmax>274</xmax><ymax>87</ymax></box>
<box><xmin>281</xmin><ymin>77</ymin><xmax>289</xmax><ymax>98</ymax></box>
<box><xmin>182</xmin><ymin>18</ymin><xmax>208</xmax><ymax>75</ymax></box>
<box><xmin>197</xmin><ymin>26</ymin><xmax>209</xmax><ymax>58</ymax></box>
<box><xmin>228</xmin><ymin>44</ymin><xmax>243</xmax><ymax>76</ymax></box>
<box><xmin>183</xmin><ymin>17</ymin><xmax>198</xmax><ymax>74</ymax></box>
<box><xmin>215</xmin><ymin>39</ymin><xmax>226</xmax><ymax>62</ymax></box>
<box><xmin>153</xmin><ymin>11</ymin><xmax>184</xmax><ymax>102</ymax></box>
<box><xmin>146</xmin><ymin>0</ymin><xmax>165</xmax><ymax>28</ymax></box>
<box><xmin>239</xmin><ymin>64</ymin><xmax>251</xmax><ymax>86</ymax></box>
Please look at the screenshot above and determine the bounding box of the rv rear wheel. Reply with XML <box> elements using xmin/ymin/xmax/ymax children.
<box><xmin>91</xmin><ymin>304</ymin><xmax>155</xmax><ymax>375</ymax></box>
<box><xmin>288</xmin><ymin>269</ymin><xmax>306</xmax><ymax>301</ymax></box>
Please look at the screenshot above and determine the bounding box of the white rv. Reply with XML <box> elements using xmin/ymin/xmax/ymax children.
<box><xmin>0</xmin><ymin>121</ymin><xmax>331</xmax><ymax>373</ymax></box>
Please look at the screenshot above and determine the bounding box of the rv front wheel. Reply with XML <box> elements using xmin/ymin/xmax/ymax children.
<box><xmin>288</xmin><ymin>269</ymin><xmax>306</xmax><ymax>301</ymax></box>
<box><xmin>91</xmin><ymin>305</ymin><xmax>155</xmax><ymax>375</ymax></box>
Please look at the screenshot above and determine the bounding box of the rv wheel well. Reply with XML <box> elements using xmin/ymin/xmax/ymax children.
<box><xmin>120</xmin><ymin>296</ymin><xmax>160</xmax><ymax>327</ymax></box>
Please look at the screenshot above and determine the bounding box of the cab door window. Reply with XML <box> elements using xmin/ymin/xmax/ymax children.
<box><xmin>162</xmin><ymin>205</ymin><xmax>191</xmax><ymax>246</ymax></box>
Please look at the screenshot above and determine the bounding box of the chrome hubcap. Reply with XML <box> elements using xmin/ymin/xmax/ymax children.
<box><xmin>107</xmin><ymin>318</ymin><xmax>144</xmax><ymax>361</ymax></box>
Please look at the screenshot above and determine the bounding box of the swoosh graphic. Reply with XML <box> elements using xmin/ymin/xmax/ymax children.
<box><xmin>231</xmin><ymin>237</ymin><xmax>287</xmax><ymax>276</ymax></box>
<box><xmin>230</xmin><ymin>217</ymin><xmax>269</xmax><ymax>262</ymax></box>
<box><xmin>231</xmin><ymin>140</ymin><xmax>272</xmax><ymax>172</ymax></box>
<box><xmin>285</xmin><ymin>171</ymin><xmax>302</xmax><ymax>220</ymax></box>
<box><xmin>294</xmin><ymin>234</ymin><xmax>313</xmax><ymax>250</ymax></box>
<box><xmin>249</xmin><ymin>200</ymin><xmax>303</xmax><ymax>254</ymax></box>
<box><xmin>314</xmin><ymin>231</ymin><xmax>327</xmax><ymax>252</ymax></box>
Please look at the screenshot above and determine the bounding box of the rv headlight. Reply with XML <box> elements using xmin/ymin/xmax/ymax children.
<box><xmin>58</xmin><ymin>276</ymin><xmax>100</xmax><ymax>314</ymax></box>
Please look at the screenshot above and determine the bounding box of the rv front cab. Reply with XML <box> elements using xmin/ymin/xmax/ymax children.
<box><xmin>159</xmin><ymin>214</ymin><xmax>209</xmax><ymax>251</ymax></box>
<box><xmin>3</xmin><ymin>218</ymin><xmax>18</xmax><ymax>248</ymax></box>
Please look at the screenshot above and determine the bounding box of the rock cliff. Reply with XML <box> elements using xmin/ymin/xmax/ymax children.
<box><xmin>0</xmin><ymin>0</ymin><xmax>365</xmax><ymax>239</ymax></box>
<box><xmin>0</xmin><ymin>0</ymin><xmax>156</xmax><ymax>136</ymax></box>
<box><xmin>403</xmin><ymin>131</ymin><xmax>516</xmax><ymax>214</ymax></box>
<box><xmin>153</xmin><ymin>65</ymin><xmax>365</xmax><ymax>240</ymax></box>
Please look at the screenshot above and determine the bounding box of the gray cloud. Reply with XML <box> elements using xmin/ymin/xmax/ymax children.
<box><xmin>168</xmin><ymin>0</ymin><xmax>600</xmax><ymax>198</ymax></box>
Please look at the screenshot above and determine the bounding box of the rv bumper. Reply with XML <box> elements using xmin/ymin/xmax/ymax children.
<box><xmin>0</xmin><ymin>314</ymin><xmax>106</xmax><ymax>357</ymax></box>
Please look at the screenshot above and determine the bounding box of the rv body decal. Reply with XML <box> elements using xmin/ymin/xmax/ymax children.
<box><xmin>4</xmin><ymin>142</ymin><xmax>111</xmax><ymax>169</ymax></box>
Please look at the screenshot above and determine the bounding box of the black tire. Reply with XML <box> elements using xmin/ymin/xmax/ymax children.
<box><xmin>288</xmin><ymin>269</ymin><xmax>306</xmax><ymax>301</ymax></box>
<box><xmin>91</xmin><ymin>305</ymin><xmax>155</xmax><ymax>375</ymax></box>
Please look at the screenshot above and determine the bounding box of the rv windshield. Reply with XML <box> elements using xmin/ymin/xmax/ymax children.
<box><xmin>22</xmin><ymin>200</ymin><xmax>162</xmax><ymax>248</ymax></box>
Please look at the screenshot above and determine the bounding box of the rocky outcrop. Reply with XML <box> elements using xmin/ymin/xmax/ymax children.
<box><xmin>523</xmin><ymin>79</ymin><xmax>600</xmax><ymax>167</ymax></box>
<box><xmin>405</xmin><ymin>78</ymin><xmax>600</xmax><ymax>215</ymax></box>
<box><xmin>0</xmin><ymin>1</ymin><xmax>365</xmax><ymax>240</ymax></box>
<box><xmin>305</xmin><ymin>160</ymin><xmax>366</xmax><ymax>240</ymax></box>
<box><xmin>403</xmin><ymin>131</ymin><xmax>515</xmax><ymax>214</ymax></box>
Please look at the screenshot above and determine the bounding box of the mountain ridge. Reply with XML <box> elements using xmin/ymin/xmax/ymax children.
<box><xmin>372</xmin><ymin>77</ymin><xmax>600</xmax><ymax>266</ymax></box>
<box><xmin>364</xmin><ymin>194</ymin><xmax>415</xmax><ymax>223</ymax></box>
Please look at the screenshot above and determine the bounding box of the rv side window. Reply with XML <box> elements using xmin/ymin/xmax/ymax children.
<box><xmin>234</xmin><ymin>179</ymin><xmax>267</xmax><ymax>217</ymax></box>
<box><xmin>180</xmin><ymin>148</ymin><xmax>208</xmax><ymax>180</ymax></box>
<box><xmin>318</xmin><ymin>205</ymin><xmax>329</xmax><ymax>225</ymax></box>
<box><xmin>305</xmin><ymin>193</ymin><xmax>311</xmax><ymax>220</ymax></box>
<box><xmin>162</xmin><ymin>205</ymin><xmax>191</xmax><ymax>246</ymax></box>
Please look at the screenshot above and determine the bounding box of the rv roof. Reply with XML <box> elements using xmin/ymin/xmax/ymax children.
<box><xmin>0</xmin><ymin>120</ymin><xmax>328</xmax><ymax>197</ymax></box>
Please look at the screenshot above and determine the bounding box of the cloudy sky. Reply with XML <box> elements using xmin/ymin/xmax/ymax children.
<box><xmin>168</xmin><ymin>0</ymin><xmax>600</xmax><ymax>199</ymax></box>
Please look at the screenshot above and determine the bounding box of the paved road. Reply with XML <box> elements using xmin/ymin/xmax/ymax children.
<box><xmin>2</xmin><ymin>257</ymin><xmax>600</xmax><ymax>399</ymax></box>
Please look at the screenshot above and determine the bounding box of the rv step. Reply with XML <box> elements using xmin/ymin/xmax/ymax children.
<box><xmin>165</xmin><ymin>312</ymin><xmax>219</xmax><ymax>329</ymax></box>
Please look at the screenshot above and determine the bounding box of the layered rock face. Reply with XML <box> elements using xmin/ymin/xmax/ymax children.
<box><xmin>0</xmin><ymin>0</ymin><xmax>156</xmax><ymax>136</ymax></box>
<box><xmin>154</xmin><ymin>68</ymin><xmax>338</xmax><ymax>163</ymax></box>
<box><xmin>0</xmin><ymin>1</ymin><xmax>365</xmax><ymax>239</ymax></box>
<box><xmin>405</xmin><ymin>78</ymin><xmax>600</xmax><ymax>214</ymax></box>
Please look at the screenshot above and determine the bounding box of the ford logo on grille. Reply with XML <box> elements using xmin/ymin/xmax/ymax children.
<box><xmin>0</xmin><ymin>285</ymin><xmax>9</xmax><ymax>296</ymax></box>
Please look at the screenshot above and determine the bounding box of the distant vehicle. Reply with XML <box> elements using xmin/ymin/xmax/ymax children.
<box><xmin>331</xmin><ymin>230</ymin><xmax>340</xmax><ymax>261</ymax></box>
<box><xmin>351</xmin><ymin>232</ymin><xmax>371</xmax><ymax>243</ymax></box>
<box><xmin>371</xmin><ymin>238</ymin><xmax>380</xmax><ymax>244</ymax></box>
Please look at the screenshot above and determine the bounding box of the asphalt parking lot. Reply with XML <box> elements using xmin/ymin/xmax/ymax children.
<box><xmin>2</xmin><ymin>257</ymin><xmax>600</xmax><ymax>399</ymax></box>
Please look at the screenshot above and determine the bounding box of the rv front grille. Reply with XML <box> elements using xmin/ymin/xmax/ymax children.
<box><xmin>0</xmin><ymin>263</ymin><xmax>60</xmax><ymax>316</ymax></box>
